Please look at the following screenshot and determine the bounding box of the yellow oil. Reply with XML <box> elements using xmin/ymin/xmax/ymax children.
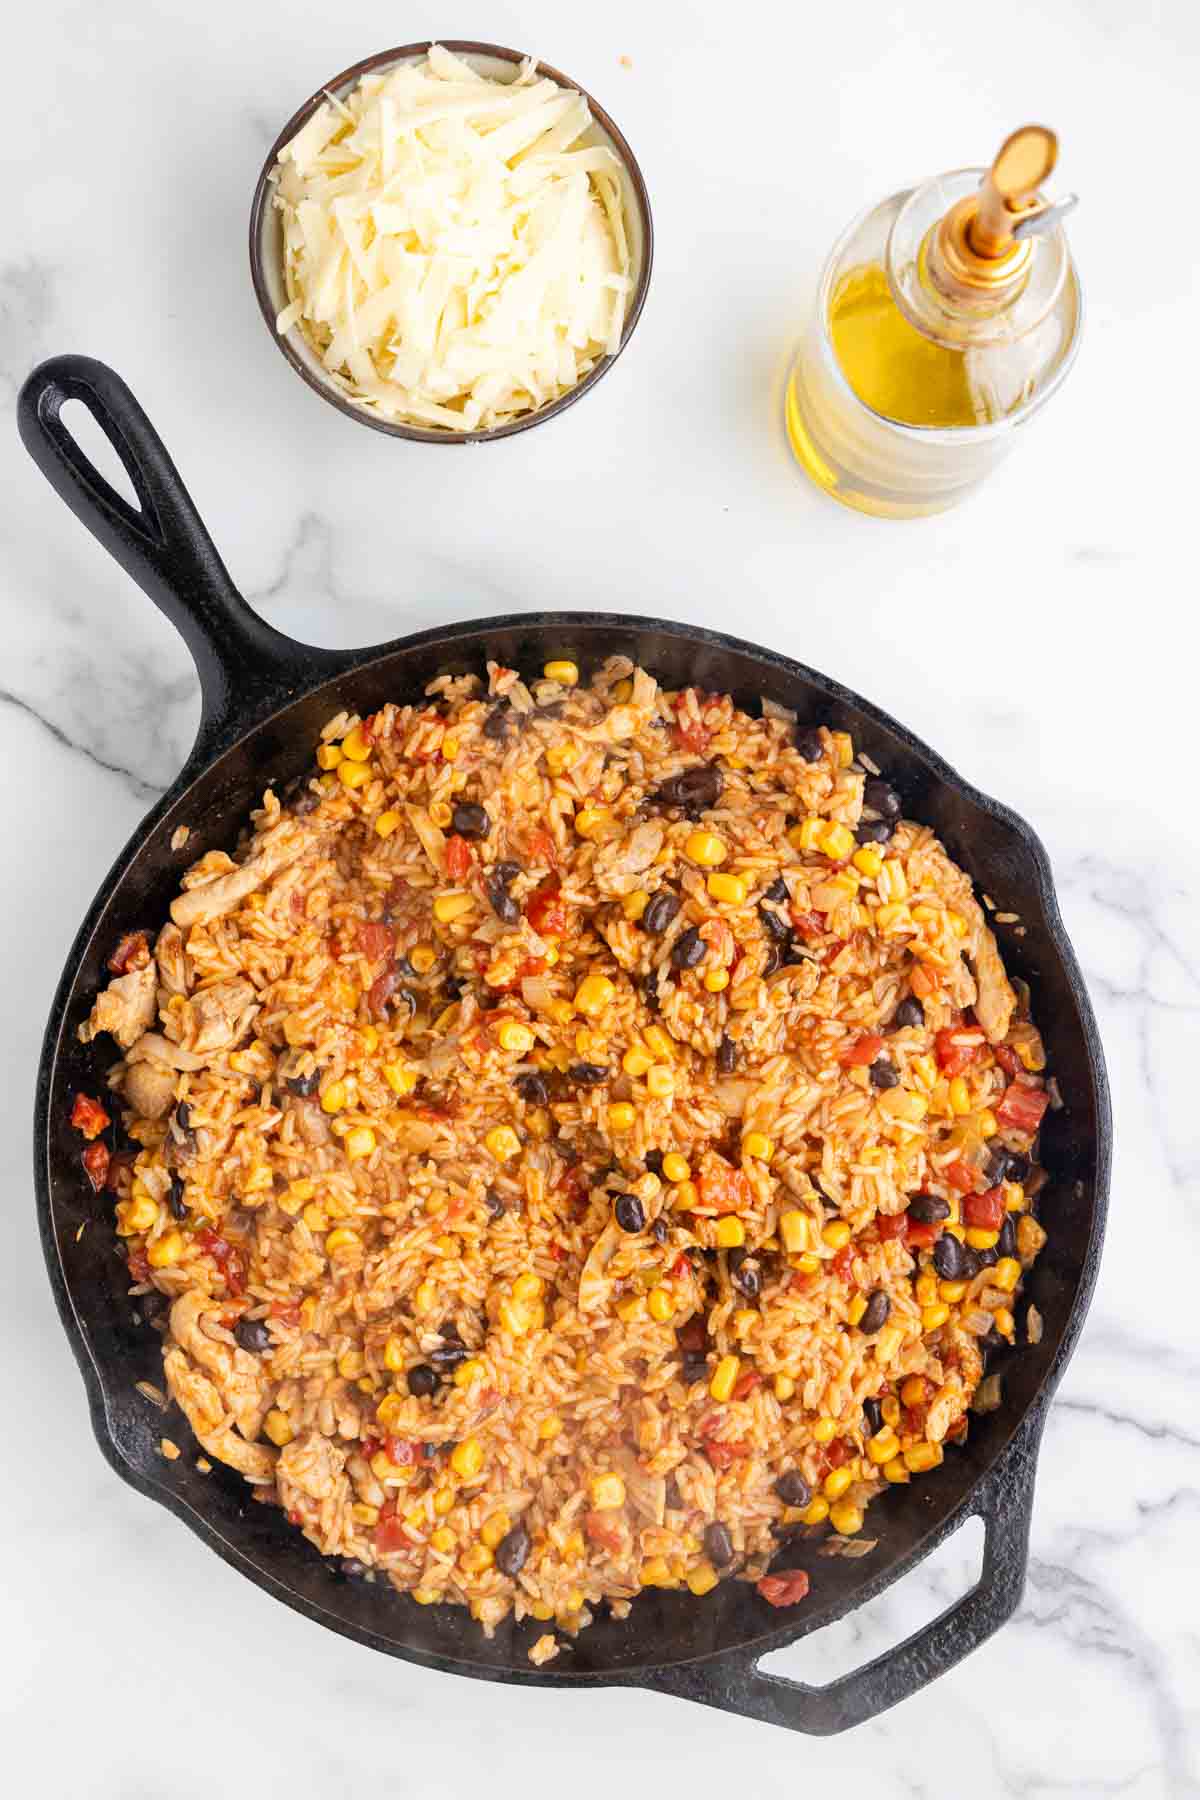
<box><xmin>833</xmin><ymin>264</ymin><xmax>987</xmax><ymax>426</ymax></box>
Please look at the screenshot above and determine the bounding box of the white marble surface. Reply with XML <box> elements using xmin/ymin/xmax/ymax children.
<box><xmin>4</xmin><ymin>0</ymin><xmax>1198</xmax><ymax>1791</ymax></box>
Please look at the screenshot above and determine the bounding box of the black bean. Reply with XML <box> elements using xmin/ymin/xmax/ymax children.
<box><xmin>869</xmin><ymin>1058</ymin><xmax>900</xmax><ymax>1090</ymax></box>
<box><xmin>338</xmin><ymin>1558</ymin><xmax>369</xmax><ymax>1580</ymax></box>
<box><xmin>486</xmin><ymin>877</ymin><xmax>520</xmax><ymax>924</ymax></box>
<box><xmin>494</xmin><ymin>860</ymin><xmax>521</xmax><ymax>885</ymax></box>
<box><xmin>774</xmin><ymin>1470</ymin><xmax>811</xmax><ymax>1507</ymax></box>
<box><xmin>175</xmin><ymin>1103</ymin><xmax>192</xmax><ymax>1133</ymax></box>
<box><xmin>893</xmin><ymin>996</ymin><xmax>924</xmax><ymax>1030</ymax></box>
<box><xmin>863</xmin><ymin>778</ymin><xmax>902</xmax><ymax>819</ymax></box>
<box><xmin>167</xmin><ymin>1173</ymin><xmax>187</xmax><ymax>1221</ymax></box>
<box><xmin>763</xmin><ymin>876</ymin><xmax>788</xmax><ymax>904</ymax></box>
<box><xmin>997</xmin><ymin>1214</ymin><xmax>1017</xmax><ymax>1259</ymax></box>
<box><xmin>795</xmin><ymin>727</ymin><xmax>825</xmax><ymax>763</ymax></box>
<box><xmin>514</xmin><ymin>1072</ymin><xmax>549</xmax><ymax>1105</ymax></box>
<box><xmin>987</xmin><ymin>1146</ymin><xmax>1030</xmax><ymax>1185</ymax></box>
<box><xmin>859</xmin><ymin>1290</ymin><xmax>892</xmax><ymax>1334</ymax></box>
<box><xmin>407</xmin><ymin>1364</ymin><xmax>439</xmax><ymax>1398</ymax></box>
<box><xmin>761</xmin><ymin>942</ymin><xmax>782</xmax><ymax>978</ymax></box>
<box><xmin>286</xmin><ymin>1070</ymin><xmax>321</xmax><ymax>1097</ymax></box>
<box><xmin>653</xmin><ymin>765</ymin><xmax>723</xmax><ymax>814</ymax></box>
<box><xmin>440</xmin><ymin>975</ymin><xmax>465</xmax><ymax>1003</ymax></box>
<box><xmin>863</xmin><ymin>1396</ymin><xmax>884</xmax><ymax>1436</ymax></box>
<box><xmin>394</xmin><ymin>954</ymin><xmax>419</xmax><ymax>980</ymax></box>
<box><xmin>452</xmin><ymin>802</ymin><xmax>491</xmax><ymax>840</ymax></box>
<box><xmin>642</xmin><ymin>890</ymin><xmax>682</xmax><ymax>935</ymax></box>
<box><xmin>440</xmin><ymin>1317</ymin><xmax>464</xmax><ymax>1342</ymax></box>
<box><xmin>959</xmin><ymin>1244</ymin><xmax>983</xmax><ymax>1280</ymax></box>
<box><xmin>234</xmin><ymin>1315</ymin><xmax>273</xmax><ymax>1354</ymax></box>
<box><xmin>682</xmin><ymin>1351</ymin><xmax>710</xmax><ymax>1384</ymax></box>
<box><xmin>728</xmin><ymin>1250</ymin><xmax>761</xmax><ymax>1299</ymax></box>
<box><xmin>908</xmin><ymin>1193</ymin><xmax>950</xmax><ymax>1223</ymax></box>
<box><xmin>651</xmin><ymin>1217</ymin><xmax>670</xmax><ymax>1245</ymax></box>
<box><xmin>495</xmin><ymin>1523</ymin><xmax>531</xmax><ymax>1577</ymax></box>
<box><xmin>932</xmin><ymin>1233</ymin><xmax>966</xmax><ymax>1280</ymax></box>
<box><xmin>855</xmin><ymin>818</ymin><xmax>894</xmax><ymax>846</ymax></box>
<box><xmin>429</xmin><ymin>1342</ymin><xmax>469</xmax><ymax>1371</ymax></box>
<box><xmin>644</xmin><ymin>1150</ymin><xmax>665</xmax><ymax>1176</ymax></box>
<box><xmin>716</xmin><ymin>1034</ymin><xmax>737</xmax><ymax>1074</ymax></box>
<box><xmin>569</xmin><ymin>1062</ymin><xmax>608</xmax><ymax>1087</ymax></box>
<box><xmin>643</xmin><ymin>969</ymin><xmax>662</xmax><ymax>1013</ymax></box>
<box><xmin>482</xmin><ymin>705</ymin><xmax>510</xmax><ymax>741</ymax></box>
<box><xmin>614</xmin><ymin>1192</ymin><xmax>645</xmax><ymax>1233</ymax></box>
<box><xmin>664</xmin><ymin>1475</ymin><xmax>683</xmax><ymax>1512</ymax></box>
<box><xmin>975</xmin><ymin>1244</ymin><xmax>999</xmax><ymax>1269</ymax></box>
<box><xmin>782</xmin><ymin>935</ymin><xmax>810</xmax><ymax>966</ymax></box>
<box><xmin>759</xmin><ymin>902</ymin><xmax>791</xmax><ymax>942</ymax></box>
<box><xmin>485</xmin><ymin>1189</ymin><xmax>506</xmax><ymax>1220</ymax></box>
<box><xmin>671</xmin><ymin>926</ymin><xmax>705</xmax><ymax>970</ymax></box>
<box><xmin>704</xmin><ymin>1522</ymin><xmax>735</xmax><ymax>1567</ymax></box>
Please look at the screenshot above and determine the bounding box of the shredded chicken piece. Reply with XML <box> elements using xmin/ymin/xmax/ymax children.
<box><xmin>78</xmin><ymin>962</ymin><xmax>157</xmax><ymax>1050</ymax></box>
<box><xmin>970</xmin><ymin>930</ymin><xmax>1017</xmax><ymax>1044</ymax></box>
<box><xmin>171</xmin><ymin>977</ymin><xmax>259</xmax><ymax>1059</ymax></box>
<box><xmin>276</xmin><ymin>1430</ymin><xmax>348</xmax><ymax>1507</ymax></box>
<box><xmin>163</xmin><ymin>1346</ymin><xmax>276</xmax><ymax>1482</ymax></box>
<box><xmin>121</xmin><ymin>1059</ymin><xmax>178</xmax><ymax>1121</ymax></box>
<box><xmin>922</xmin><ymin>843</ymin><xmax>1015</xmax><ymax>1042</ymax></box>
<box><xmin>591</xmin><ymin>821</ymin><xmax>664</xmax><ymax>898</ymax></box>
<box><xmin>168</xmin><ymin>1291</ymin><xmax>271</xmax><ymax>1440</ymax></box>
<box><xmin>170</xmin><ymin>818</ymin><xmax>319</xmax><ymax>927</ymax></box>
<box><xmin>154</xmin><ymin>922</ymin><xmax>191</xmax><ymax>997</ymax></box>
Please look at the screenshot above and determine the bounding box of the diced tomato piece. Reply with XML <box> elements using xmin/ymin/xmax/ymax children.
<box><xmin>70</xmin><ymin>1093</ymin><xmax>110</xmax><ymax>1140</ymax></box>
<box><xmin>270</xmin><ymin>1300</ymin><xmax>302</xmax><ymax>1326</ymax></box>
<box><xmin>789</xmin><ymin>1270</ymin><xmax>819</xmax><ymax>1294</ymax></box>
<box><xmin>698</xmin><ymin>1159</ymin><xmax>753</xmax><ymax>1215</ymax></box>
<box><xmin>196</xmin><ymin>1229</ymin><xmax>246</xmax><ymax>1296</ymax></box>
<box><xmin>527</xmin><ymin>883</ymin><xmax>568</xmax><ymax>937</ymax></box>
<box><xmin>357</xmin><ymin>919</ymin><xmax>395</xmax><ymax>962</ymax></box>
<box><xmin>789</xmin><ymin>908</ymin><xmax>825</xmax><ymax>942</ymax></box>
<box><xmin>732</xmin><ymin>1369</ymin><xmax>762</xmax><ymax>1401</ymax></box>
<box><xmin>373</xmin><ymin>1511</ymin><xmax>410</xmax><ymax>1554</ymax></box>
<box><xmin>703</xmin><ymin>1438</ymin><xmax>748</xmax><ymax>1469</ymax></box>
<box><xmin>384</xmin><ymin>1435</ymin><xmax>417</xmax><ymax>1467</ymax></box>
<box><xmin>445</xmin><ymin>835</ymin><xmax>473</xmax><ymax>882</ymax></box>
<box><xmin>994</xmin><ymin>1044</ymin><xmax>1020</xmax><ymax>1077</ymax></box>
<box><xmin>831</xmin><ymin>1244</ymin><xmax>857</xmax><ymax>1284</ymax></box>
<box><xmin>81</xmin><ymin>1141</ymin><xmax>110</xmax><ymax>1192</ymax></box>
<box><xmin>826</xmin><ymin>1436</ymin><xmax>852</xmax><ymax>1468</ymax></box>
<box><xmin>670</xmin><ymin>1252</ymin><xmax>690</xmax><ymax>1279</ymax></box>
<box><xmin>585</xmin><ymin>1510</ymin><xmax>625</xmax><ymax>1553</ymax></box>
<box><xmin>905</xmin><ymin>1220</ymin><xmax>941</xmax><ymax>1249</ymax></box>
<box><xmin>757</xmin><ymin>1569</ymin><xmax>811</xmax><ymax>1608</ymax></box>
<box><xmin>549</xmin><ymin>1243</ymin><xmax>566</xmax><ymax>1262</ymax></box>
<box><xmin>359</xmin><ymin>1436</ymin><xmax>383</xmax><ymax>1459</ymax></box>
<box><xmin>876</xmin><ymin>1210</ymin><xmax>909</xmax><ymax>1241</ymax></box>
<box><xmin>945</xmin><ymin>1158</ymin><xmax>981</xmax><ymax>1194</ymax></box>
<box><xmin>995</xmin><ymin>1081</ymin><xmax>1050</xmax><ymax>1135</ymax></box>
<box><xmin>934</xmin><ymin>1027</ymin><xmax>986</xmax><ymax>1076</ymax></box>
<box><xmin>126</xmin><ymin>1247</ymin><xmax>150</xmax><ymax>1283</ymax></box>
<box><xmin>910</xmin><ymin>962</ymin><xmax>940</xmax><ymax>1001</ymax></box>
<box><xmin>837</xmin><ymin>1033</ymin><xmax>884</xmax><ymax>1068</ymax></box>
<box><xmin>527</xmin><ymin>830</ymin><xmax>558</xmax><ymax>868</ymax></box>
<box><xmin>672</xmin><ymin>692</ymin><xmax>711</xmax><ymax>755</ymax></box>
<box><xmin>107</xmin><ymin>930</ymin><xmax>151</xmax><ymax>975</ymax></box>
<box><xmin>516</xmin><ymin>956</ymin><xmax>547</xmax><ymax>979</ymax></box>
<box><xmin>963</xmin><ymin>1186</ymin><xmax>1006</xmax><ymax>1231</ymax></box>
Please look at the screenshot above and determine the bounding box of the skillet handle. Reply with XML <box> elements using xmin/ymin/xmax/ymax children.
<box><xmin>647</xmin><ymin>1411</ymin><xmax>1042</xmax><ymax>1735</ymax></box>
<box><xmin>16</xmin><ymin>355</ymin><xmax>342</xmax><ymax>763</ymax></box>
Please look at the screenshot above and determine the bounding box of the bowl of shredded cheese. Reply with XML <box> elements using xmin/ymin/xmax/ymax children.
<box><xmin>250</xmin><ymin>41</ymin><xmax>652</xmax><ymax>441</ymax></box>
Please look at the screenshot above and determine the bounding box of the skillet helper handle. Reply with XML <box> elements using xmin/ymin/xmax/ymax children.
<box><xmin>16</xmin><ymin>355</ymin><xmax>325</xmax><ymax>752</ymax></box>
<box><xmin>650</xmin><ymin>1412</ymin><xmax>1042</xmax><ymax>1736</ymax></box>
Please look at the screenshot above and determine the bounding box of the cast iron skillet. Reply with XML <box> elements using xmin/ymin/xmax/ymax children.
<box><xmin>19</xmin><ymin>354</ymin><xmax>1110</xmax><ymax>1735</ymax></box>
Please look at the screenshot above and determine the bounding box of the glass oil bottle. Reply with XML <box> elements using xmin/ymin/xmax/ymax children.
<box><xmin>786</xmin><ymin>127</ymin><xmax>1082</xmax><ymax>517</ymax></box>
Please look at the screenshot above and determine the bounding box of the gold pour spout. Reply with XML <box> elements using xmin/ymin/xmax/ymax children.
<box><xmin>930</xmin><ymin>126</ymin><xmax>1061</xmax><ymax>302</ymax></box>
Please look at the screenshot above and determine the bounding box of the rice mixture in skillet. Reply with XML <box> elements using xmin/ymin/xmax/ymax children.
<box><xmin>73</xmin><ymin>658</ymin><xmax>1052</xmax><ymax>1647</ymax></box>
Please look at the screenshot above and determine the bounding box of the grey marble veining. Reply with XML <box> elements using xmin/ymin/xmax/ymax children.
<box><xmin>3</xmin><ymin>2</ymin><xmax>1198</xmax><ymax>1795</ymax></box>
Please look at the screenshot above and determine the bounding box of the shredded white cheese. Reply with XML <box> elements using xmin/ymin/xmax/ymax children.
<box><xmin>271</xmin><ymin>45</ymin><xmax>633</xmax><ymax>432</ymax></box>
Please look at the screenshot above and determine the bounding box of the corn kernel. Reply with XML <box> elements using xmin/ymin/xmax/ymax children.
<box><xmin>866</xmin><ymin>1428</ymin><xmax>900</xmax><ymax>1465</ymax></box>
<box><xmin>948</xmin><ymin>1076</ymin><xmax>971</xmax><ymax>1116</ymax></box>
<box><xmin>616</xmin><ymin>1294</ymin><xmax>647</xmax><ymax>1324</ymax></box>
<box><xmin>427</xmin><ymin>800</ymin><xmax>453</xmax><ymax>829</ymax></box>
<box><xmin>647</xmin><ymin>1286</ymin><xmax>676</xmax><ymax>1323</ymax></box>
<box><xmin>994</xmin><ymin>1306</ymin><xmax>1016</xmax><ymax>1338</ymax></box>
<box><xmin>383</xmin><ymin>1335</ymin><xmax>406</xmax><ymax>1373</ymax></box>
<box><xmin>800</xmin><ymin>1496</ymin><xmax>830</xmax><ymax>1525</ymax></box>
<box><xmin>574</xmin><ymin>974</ymin><xmax>616</xmax><ymax>1017</ymax></box>
<box><xmin>453</xmin><ymin>1359</ymin><xmax>486</xmax><ymax>1389</ymax></box>
<box><xmin>774</xmin><ymin>1374</ymin><xmax>796</xmax><ymax>1402</ymax></box>
<box><xmin>714</xmin><ymin>1216</ymin><xmax>745</xmax><ymax>1249</ymax></box>
<box><xmin>485</xmin><ymin>1125</ymin><xmax>521</xmax><ymax>1161</ymax></box>
<box><xmin>819</xmin><ymin>821</ymin><xmax>856</xmax><ymax>861</ymax></box>
<box><xmin>914</xmin><ymin>1272</ymin><xmax>939</xmax><ymax>1306</ymax></box>
<box><xmin>706</xmin><ymin>872</ymin><xmax>746</xmax><ymax>905</ymax></box>
<box><xmin>264</xmin><ymin>1409</ymin><xmax>293</xmax><ymax>1447</ymax></box>
<box><xmin>539</xmin><ymin>1415</ymin><xmax>563</xmax><ymax>1441</ymax></box>
<box><xmin>684</xmin><ymin>830</ymin><xmax>727</xmax><ymax>868</ymax></box>
<box><xmin>351</xmin><ymin>1503</ymin><xmax>380</xmax><ymax>1528</ymax></box>
<box><xmin>381</xmin><ymin>1061</ymin><xmax>416</xmax><ymax>1097</ymax></box>
<box><xmin>146</xmin><ymin>1230</ymin><xmax>185</xmax><ymax>1268</ymax></box>
<box><xmin>640</xmin><ymin>1557</ymin><xmax>674</xmax><ymax>1588</ymax></box>
<box><xmin>646</xmin><ymin>1065</ymin><xmax>675</xmax><ymax>1099</ymax></box>
<box><xmin>823</xmin><ymin>1465</ymin><xmax>854</xmax><ymax>1500</ymax></box>
<box><xmin>345</xmin><ymin>1126</ymin><xmax>376</xmax><ymax>1161</ymax></box>
<box><xmin>1004</xmin><ymin>1182</ymin><xmax>1027</xmax><ymax>1212</ymax></box>
<box><xmin>831</xmin><ymin>730</ymin><xmax>853</xmax><ymax>767</ymax></box>
<box><xmin>903</xmin><ymin>1441</ymin><xmax>943</xmax><ymax>1474</ymax></box>
<box><xmin>543</xmin><ymin>660</ymin><xmax>579</xmax><ymax>686</ymax></box>
<box><xmin>326</xmin><ymin>1228</ymin><xmax>360</xmax><ymax>1256</ymax></box>
<box><xmin>812</xmin><ymin>1416</ymin><xmax>837</xmax><ymax>1444</ymax></box>
<box><xmin>990</xmin><ymin>1257</ymin><xmax>1021</xmax><ymax>1295</ymax></box>
<box><xmin>847</xmin><ymin>1293</ymin><xmax>867</xmax><ymax>1327</ymax></box>
<box><xmin>687</xmin><ymin>1562</ymin><xmax>720</xmax><ymax>1596</ymax></box>
<box><xmin>912</xmin><ymin>1053</ymin><xmax>939</xmax><ymax>1091</ymax></box>
<box><xmin>622</xmin><ymin>889</ymin><xmax>649</xmax><ymax>921</ymax></box>
<box><xmin>590</xmin><ymin>1472</ymin><xmax>626</xmax><ymax>1510</ymax></box>
<box><xmin>703</xmin><ymin>967</ymin><xmax>730</xmax><ymax>992</ymax></box>
<box><xmin>458</xmin><ymin>1544</ymin><xmax>493</xmax><ymax>1575</ymax></box>
<box><xmin>829</xmin><ymin>1499</ymin><xmax>864</xmax><ymax>1535</ymax></box>
<box><xmin>743</xmin><ymin>1132</ymin><xmax>773</xmax><ymax>1161</ymax></box>
<box><xmin>431</xmin><ymin>1486</ymin><xmax>455</xmax><ymax>1517</ymax></box>
<box><xmin>978</xmin><ymin>1107</ymin><xmax>998</xmax><ymax>1138</ymax></box>
<box><xmin>921</xmin><ymin>1302</ymin><xmax>951</xmax><ymax>1332</ymax></box>
<box><xmin>673</xmin><ymin>1179</ymin><xmax>699</xmax><ymax>1210</ymax></box>
<box><xmin>616</xmin><ymin>1043</ymin><xmax>651</xmax><ymax>1079</ymax></box>
<box><xmin>316</xmin><ymin>743</ymin><xmax>343</xmax><ymax>770</ymax></box>
<box><xmin>409</xmin><ymin>945</ymin><xmax>437</xmax><ymax>975</ymax></box>
<box><xmin>545</xmin><ymin>743</ymin><xmax>579</xmax><ymax>775</ymax></box>
<box><xmin>965</xmin><ymin>1227</ymin><xmax>1000</xmax><ymax>1251</ymax></box>
<box><xmin>413</xmin><ymin>1282</ymin><xmax>438</xmax><ymax>1316</ymax></box>
<box><xmin>496</xmin><ymin>1020</ymin><xmax>535</xmax><ymax>1056</ymax></box>
<box><xmin>479</xmin><ymin>1511</ymin><xmax>511</xmax><ymax>1551</ymax></box>
<box><xmin>320</xmin><ymin>1081</ymin><xmax>348</xmax><ymax>1114</ymax></box>
<box><xmin>660</xmin><ymin>1152</ymin><xmax>689</xmax><ymax>1184</ymax></box>
<box><xmin>338</xmin><ymin>758</ymin><xmax>373</xmax><ymax>790</ymax></box>
<box><xmin>938</xmin><ymin>1280</ymin><xmax>969</xmax><ymax>1303</ymax></box>
<box><xmin>433</xmin><ymin>892</ymin><xmax>474</xmax><ymax>925</ymax></box>
<box><xmin>122</xmin><ymin>1193</ymin><xmax>159</xmax><ymax>1234</ymax></box>
<box><xmin>821</xmin><ymin>1219</ymin><xmax>851</xmax><ymax>1250</ymax></box>
<box><xmin>430</xmin><ymin>1527</ymin><xmax>457</xmax><ymax>1554</ymax></box>
<box><xmin>709</xmin><ymin>1354</ymin><xmax>740</xmax><ymax>1403</ymax></box>
<box><xmin>450</xmin><ymin>1437</ymin><xmax>484</xmax><ymax>1481</ymax></box>
<box><xmin>642</xmin><ymin>1026</ymin><xmax>675</xmax><ymax>1063</ymax></box>
<box><xmin>876</xmin><ymin>902</ymin><xmax>913</xmax><ymax>933</ymax></box>
<box><xmin>948</xmin><ymin>911</ymin><xmax>968</xmax><ymax>938</ymax></box>
<box><xmin>852</xmin><ymin>844</ymin><xmax>884</xmax><ymax>878</ymax></box>
<box><xmin>373</xmin><ymin>809</ymin><xmax>402</xmax><ymax>840</ymax></box>
<box><xmin>574</xmin><ymin>807</ymin><xmax>615</xmax><ymax>840</ymax></box>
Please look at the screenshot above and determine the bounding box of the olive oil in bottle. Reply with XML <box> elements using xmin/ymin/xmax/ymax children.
<box><xmin>786</xmin><ymin>127</ymin><xmax>1082</xmax><ymax>517</ymax></box>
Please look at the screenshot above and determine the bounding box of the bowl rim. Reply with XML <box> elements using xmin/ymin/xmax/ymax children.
<box><xmin>247</xmin><ymin>39</ymin><xmax>655</xmax><ymax>444</ymax></box>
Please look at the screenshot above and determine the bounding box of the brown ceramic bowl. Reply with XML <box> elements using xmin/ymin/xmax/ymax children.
<box><xmin>248</xmin><ymin>41</ymin><xmax>654</xmax><ymax>443</ymax></box>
